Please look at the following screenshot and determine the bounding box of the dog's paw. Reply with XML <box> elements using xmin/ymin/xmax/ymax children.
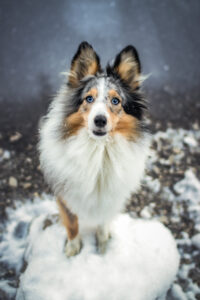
<box><xmin>98</xmin><ymin>239</ymin><xmax>109</xmax><ymax>254</ymax></box>
<box><xmin>65</xmin><ymin>236</ymin><xmax>81</xmax><ymax>257</ymax></box>
<box><xmin>96</xmin><ymin>226</ymin><xmax>111</xmax><ymax>255</ymax></box>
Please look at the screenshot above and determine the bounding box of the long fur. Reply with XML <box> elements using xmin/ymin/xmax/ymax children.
<box><xmin>39</xmin><ymin>42</ymin><xmax>150</xmax><ymax>229</ymax></box>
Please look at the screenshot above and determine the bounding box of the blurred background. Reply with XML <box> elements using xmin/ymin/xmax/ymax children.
<box><xmin>0</xmin><ymin>0</ymin><xmax>200</xmax><ymax>135</ymax></box>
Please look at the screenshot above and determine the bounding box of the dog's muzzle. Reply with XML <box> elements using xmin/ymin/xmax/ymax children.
<box><xmin>93</xmin><ymin>114</ymin><xmax>107</xmax><ymax>136</ymax></box>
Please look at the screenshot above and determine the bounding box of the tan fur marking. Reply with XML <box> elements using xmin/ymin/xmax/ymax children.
<box><xmin>85</xmin><ymin>88</ymin><xmax>98</xmax><ymax>99</ymax></box>
<box><xmin>64</xmin><ymin>88</ymin><xmax>97</xmax><ymax>138</ymax></box>
<box><xmin>108</xmin><ymin>89</ymin><xmax>122</xmax><ymax>115</ymax></box>
<box><xmin>68</xmin><ymin>48</ymin><xmax>99</xmax><ymax>88</ymax></box>
<box><xmin>109</xmin><ymin>110</ymin><xmax>139</xmax><ymax>140</ymax></box>
<box><xmin>115</xmin><ymin>54</ymin><xmax>140</xmax><ymax>90</ymax></box>
<box><xmin>87</xmin><ymin>61</ymin><xmax>99</xmax><ymax>77</ymax></box>
<box><xmin>115</xmin><ymin>113</ymin><xmax>139</xmax><ymax>140</ymax></box>
<box><xmin>108</xmin><ymin>89</ymin><xmax>122</xmax><ymax>102</ymax></box>
<box><xmin>57</xmin><ymin>197</ymin><xmax>79</xmax><ymax>240</ymax></box>
<box><xmin>64</xmin><ymin>110</ymin><xmax>84</xmax><ymax>138</ymax></box>
<box><xmin>107</xmin><ymin>89</ymin><xmax>139</xmax><ymax>140</ymax></box>
<box><xmin>70</xmin><ymin>57</ymin><xmax>99</xmax><ymax>78</ymax></box>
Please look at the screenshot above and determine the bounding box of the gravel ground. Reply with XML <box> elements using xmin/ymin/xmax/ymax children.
<box><xmin>127</xmin><ymin>122</ymin><xmax>200</xmax><ymax>299</ymax></box>
<box><xmin>0</xmin><ymin>118</ymin><xmax>200</xmax><ymax>299</ymax></box>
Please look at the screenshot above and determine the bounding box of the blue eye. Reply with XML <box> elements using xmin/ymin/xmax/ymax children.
<box><xmin>86</xmin><ymin>96</ymin><xmax>94</xmax><ymax>103</ymax></box>
<box><xmin>111</xmin><ymin>98</ymin><xmax>120</xmax><ymax>105</ymax></box>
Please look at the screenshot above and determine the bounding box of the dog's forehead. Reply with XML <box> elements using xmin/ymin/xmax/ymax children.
<box><xmin>83</xmin><ymin>75</ymin><xmax>121</xmax><ymax>97</ymax></box>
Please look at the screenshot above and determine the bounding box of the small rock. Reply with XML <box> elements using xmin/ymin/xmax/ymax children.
<box><xmin>3</xmin><ymin>150</ymin><xmax>11</xmax><ymax>159</ymax></box>
<box><xmin>155</xmin><ymin>122</ymin><xmax>161</xmax><ymax>130</ymax></box>
<box><xmin>23</xmin><ymin>182</ymin><xmax>32</xmax><ymax>189</ymax></box>
<box><xmin>26</xmin><ymin>157</ymin><xmax>32</xmax><ymax>163</ymax></box>
<box><xmin>9</xmin><ymin>176</ymin><xmax>18</xmax><ymax>187</ymax></box>
<box><xmin>192</xmin><ymin>122</ymin><xmax>199</xmax><ymax>130</ymax></box>
<box><xmin>173</xmin><ymin>147</ymin><xmax>181</xmax><ymax>154</ymax></box>
<box><xmin>183</xmin><ymin>136</ymin><xmax>197</xmax><ymax>147</ymax></box>
<box><xmin>33</xmin><ymin>192</ymin><xmax>40</xmax><ymax>198</ymax></box>
<box><xmin>159</xmin><ymin>215</ymin><xmax>169</xmax><ymax>224</ymax></box>
<box><xmin>140</xmin><ymin>206</ymin><xmax>152</xmax><ymax>219</ymax></box>
<box><xmin>9</xmin><ymin>132</ymin><xmax>22</xmax><ymax>142</ymax></box>
<box><xmin>160</xmin><ymin>158</ymin><xmax>170</xmax><ymax>166</ymax></box>
<box><xmin>169</xmin><ymin>155</ymin><xmax>175</xmax><ymax>164</ymax></box>
<box><xmin>153</xmin><ymin>166</ymin><xmax>160</xmax><ymax>174</ymax></box>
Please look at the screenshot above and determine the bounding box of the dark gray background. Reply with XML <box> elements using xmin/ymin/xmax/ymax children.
<box><xmin>0</xmin><ymin>0</ymin><xmax>200</xmax><ymax>132</ymax></box>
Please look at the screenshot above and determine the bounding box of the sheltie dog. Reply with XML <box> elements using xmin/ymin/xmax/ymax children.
<box><xmin>39</xmin><ymin>42</ymin><xmax>150</xmax><ymax>257</ymax></box>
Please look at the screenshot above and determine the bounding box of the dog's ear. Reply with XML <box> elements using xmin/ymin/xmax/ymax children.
<box><xmin>112</xmin><ymin>45</ymin><xmax>141</xmax><ymax>90</ymax></box>
<box><xmin>68</xmin><ymin>42</ymin><xmax>101</xmax><ymax>88</ymax></box>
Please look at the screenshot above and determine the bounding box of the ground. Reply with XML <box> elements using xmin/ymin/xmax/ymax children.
<box><xmin>0</xmin><ymin>117</ymin><xmax>200</xmax><ymax>299</ymax></box>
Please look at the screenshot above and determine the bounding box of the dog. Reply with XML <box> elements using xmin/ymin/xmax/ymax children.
<box><xmin>39</xmin><ymin>42</ymin><xmax>150</xmax><ymax>257</ymax></box>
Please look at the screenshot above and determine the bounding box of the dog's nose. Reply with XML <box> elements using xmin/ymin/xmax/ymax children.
<box><xmin>94</xmin><ymin>115</ymin><xmax>107</xmax><ymax>128</ymax></box>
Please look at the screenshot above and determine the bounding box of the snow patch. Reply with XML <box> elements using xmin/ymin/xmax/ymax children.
<box><xmin>169</xmin><ymin>284</ymin><xmax>187</xmax><ymax>300</ymax></box>
<box><xmin>0</xmin><ymin>149</ymin><xmax>11</xmax><ymax>161</ymax></box>
<box><xmin>0</xmin><ymin>197</ymin><xmax>179</xmax><ymax>300</ymax></box>
<box><xmin>17</xmin><ymin>213</ymin><xmax>179</xmax><ymax>300</ymax></box>
<box><xmin>143</xmin><ymin>128</ymin><xmax>200</xmax><ymax>299</ymax></box>
<box><xmin>174</xmin><ymin>169</ymin><xmax>200</xmax><ymax>232</ymax></box>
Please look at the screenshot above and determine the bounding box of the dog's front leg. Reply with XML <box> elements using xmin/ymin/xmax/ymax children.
<box><xmin>96</xmin><ymin>224</ymin><xmax>111</xmax><ymax>254</ymax></box>
<box><xmin>57</xmin><ymin>197</ymin><xmax>81</xmax><ymax>257</ymax></box>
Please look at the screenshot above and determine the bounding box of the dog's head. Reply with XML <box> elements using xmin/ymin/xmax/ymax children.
<box><xmin>64</xmin><ymin>42</ymin><xmax>146</xmax><ymax>140</ymax></box>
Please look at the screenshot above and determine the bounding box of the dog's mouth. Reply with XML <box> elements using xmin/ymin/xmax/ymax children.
<box><xmin>92</xmin><ymin>130</ymin><xmax>107</xmax><ymax>136</ymax></box>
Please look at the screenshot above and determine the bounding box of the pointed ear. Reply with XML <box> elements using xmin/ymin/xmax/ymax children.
<box><xmin>112</xmin><ymin>45</ymin><xmax>141</xmax><ymax>90</ymax></box>
<box><xmin>68</xmin><ymin>42</ymin><xmax>101</xmax><ymax>88</ymax></box>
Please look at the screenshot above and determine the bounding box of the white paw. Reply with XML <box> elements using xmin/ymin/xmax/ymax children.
<box><xmin>98</xmin><ymin>240</ymin><xmax>109</xmax><ymax>254</ymax></box>
<box><xmin>96</xmin><ymin>225</ymin><xmax>111</xmax><ymax>255</ymax></box>
<box><xmin>65</xmin><ymin>236</ymin><xmax>81</xmax><ymax>257</ymax></box>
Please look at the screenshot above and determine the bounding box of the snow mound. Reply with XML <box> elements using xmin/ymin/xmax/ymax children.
<box><xmin>15</xmin><ymin>208</ymin><xmax>179</xmax><ymax>300</ymax></box>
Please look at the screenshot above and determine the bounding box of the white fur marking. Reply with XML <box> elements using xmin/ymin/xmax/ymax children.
<box><xmin>96</xmin><ymin>224</ymin><xmax>110</xmax><ymax>254</ymax></box>
<box><xmin>96</xmin><ymin>77</ymin><xmax>106</xmax><ymax>103</ymax></box>
<box><xmin>39</xmin><ymin>85</ymin><xmax>150</xmax><ymax>227</ymax></box>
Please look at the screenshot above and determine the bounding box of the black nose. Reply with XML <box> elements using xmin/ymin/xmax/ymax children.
<box><xmin>94</xmin><ymin>115</ymin><xmax>107</xmax><ymax>128</ymax></box>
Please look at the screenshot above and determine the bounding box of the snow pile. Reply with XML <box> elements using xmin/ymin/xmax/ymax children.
<box><xmin>0</xmin><ymin>196</ymin><xmax>179</xmax><ymax>300</ymax></box>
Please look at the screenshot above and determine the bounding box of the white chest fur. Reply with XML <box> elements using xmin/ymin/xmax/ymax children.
<box><xmin>40</xmin><ymin>125</ymin><xmax>149</xmax><ymax>226</ymax></box>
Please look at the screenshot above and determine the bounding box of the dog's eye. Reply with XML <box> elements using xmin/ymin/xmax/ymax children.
<box><xmin>111</xmin><ymin>98</ymin><xmax>120</xmax><ymax>105</ymax></box>
<box><xmin>86</xmin><ymin>96</ymin><xmax>94</xmax><ymax>103</ymax></box>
